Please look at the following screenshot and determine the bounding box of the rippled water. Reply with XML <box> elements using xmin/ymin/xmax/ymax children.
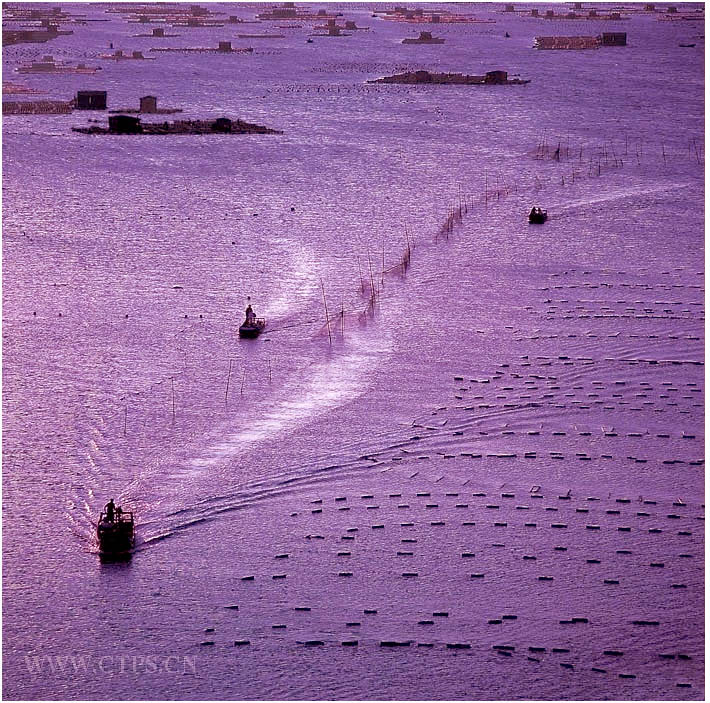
<box><xmin>2</xmin><ymin>3</ymin><xmax>704</xmax><ymax>700</ymax></box>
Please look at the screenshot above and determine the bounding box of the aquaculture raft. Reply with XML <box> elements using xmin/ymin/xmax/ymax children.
<box><xmin>72</xmin><ymin>117</ymin><xmax>283</xmax><ymax>136</ymax></box>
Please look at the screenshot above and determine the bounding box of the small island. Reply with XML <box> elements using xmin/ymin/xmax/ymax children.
<box><xmin>72</xmin><ymin>115</ymin><xmax>283</xmax><ymax>135</ymax></box>
<box><xmin>368</xmin><ymin>69</ymin><xmax>530</xmax><ymax>85</ymax></box>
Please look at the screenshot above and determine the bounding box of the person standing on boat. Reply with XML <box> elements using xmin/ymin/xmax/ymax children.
<box><xmin>104</xmin><ymin>499</ymin><xmax>116</xmax><ymax>522</ymax></box>
<box><xmin>245</xmin><ymin>304</ymin><xmax>256</xmax><ymax>325</ymax></box>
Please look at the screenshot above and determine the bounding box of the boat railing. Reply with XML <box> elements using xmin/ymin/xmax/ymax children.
<box><xmin>99</xmin><ymin>511</ymin><xmax>134</xmax><ymax>525</ymax></box>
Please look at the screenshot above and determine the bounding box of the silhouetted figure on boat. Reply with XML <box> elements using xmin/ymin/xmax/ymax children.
<box><xmin>104</xmin><ymin>499</ymin><xmax>116</xmax><ymax>522</ymax></box>
<box><xmin>245</xmin><ymin>304</ymin><xmax>255</xmax><ymax>325</ymax></box>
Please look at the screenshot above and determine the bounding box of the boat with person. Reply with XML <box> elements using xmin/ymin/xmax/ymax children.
<box><xmin>239</xmin><ymin>318</ymin><xmax>266</xmax><ymax>338</ymax></box>
<box><xmin>239</xmin><ymin>299</ymin><xmax>266</xmax><ymax>338</ymax></box>
<box><xmin>528</xmin><ymin>207</ymin><xmax>548</xmax><ymax>224</ymax></box>
<box><xmin>96</xmin><ymin>500</ymin><xmax>134</xmax><ymax>554</ymax></box>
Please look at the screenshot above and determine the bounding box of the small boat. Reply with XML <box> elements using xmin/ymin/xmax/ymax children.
<box><xmin>529</xmin><ymin>209</ymin><xmax>548</xmax><ymax>224</ymax></box>
<box><xmin>96</xmin><ymin>509</ymin><xmax>134</xmax><ymax>554</ymax></box>
<box><xmin>239</xmin><ymin>317</ymin><xmax>266</xmax><ymax>338</ymax></box>
<box><xmin>679</xmin><ymin>43</ymin><xmax>696</xmax><ymax>47</ymax></box>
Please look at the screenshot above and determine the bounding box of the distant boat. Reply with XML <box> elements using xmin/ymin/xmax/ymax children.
<box><xmin>239</xmin><ymin>318</ymin><xmax>266</xmax><ymax>338</ymax></box>
<box><xmin>679</xmin><ymin>43</ymin><xmax>696</xmax><ymax>47</ymax></box>
<box><xmin>529</xmin><ymin>209</ymin><xmax>548</xmax><ymax>224</ymax></box>
<box><xmin>96</xmin><ymin>509</ymin><xmax>134</xmax><ymax>554</ymax></box>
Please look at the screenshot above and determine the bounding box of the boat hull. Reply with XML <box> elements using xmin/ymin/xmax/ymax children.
<box><xmin>97</xmin><ymin>520</ymin><xmax>134</xmax><ymax>554</ymax></box>
<box><xmin>239</xmin><ymin>319</ymin><xmax>266</xmax><ymax>338</ymax></box>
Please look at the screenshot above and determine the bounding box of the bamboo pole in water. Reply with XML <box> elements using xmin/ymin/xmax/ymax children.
<box><xmin>225</xmin><ymin>359</ymin><xmax>233</xmax><ymax>404</ymax></box>
<box><xmin>240</xmin><ymin>367</ymin><xmax>246</xmax><ymax>396</ymax></box>
<box><xmin>366</xmin><ymin>252</ymin><xmax>376</xmax><ymax>305</ymax></box>
<box><xmin>320</xmin><ymin>277</ymin><xmax>332</xmax><ymax>344</ymax></box>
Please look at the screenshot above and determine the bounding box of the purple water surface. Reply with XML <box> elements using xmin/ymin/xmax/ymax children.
<box><xmin>2</xmin><ymin>3</ymin><xmax>704</xmax><ymax>700</ymax></box>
